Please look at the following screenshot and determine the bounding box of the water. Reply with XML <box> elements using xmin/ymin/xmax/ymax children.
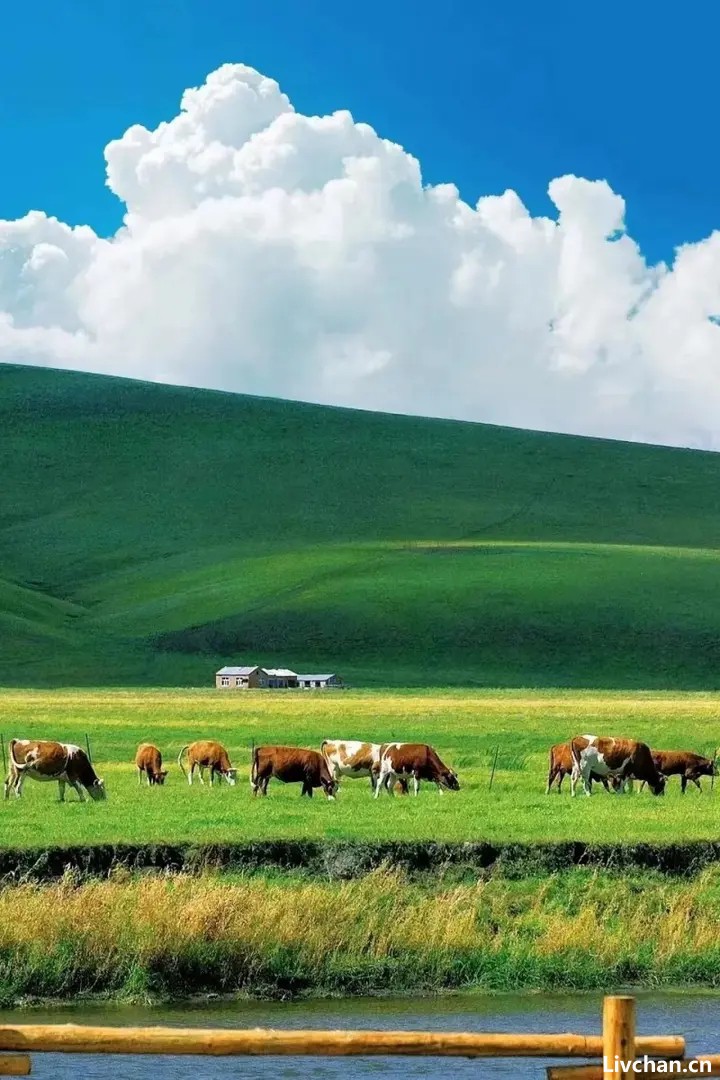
<box><xmin>0</xmin><ymin>992</ymin><xmax>718</xmax><ymax>1078</ymax></box>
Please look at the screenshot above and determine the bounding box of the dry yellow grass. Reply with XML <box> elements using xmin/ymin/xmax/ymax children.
<box><xmin>1</xmin><ymin>867</ymin><xmax>720</xmax><ymax>1002</ymax></box>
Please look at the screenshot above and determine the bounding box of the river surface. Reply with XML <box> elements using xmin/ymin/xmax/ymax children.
<box><xmin>0</xmin><ymin>992</ymin><xmax>718</xmax><ymax>1078</ymax></box>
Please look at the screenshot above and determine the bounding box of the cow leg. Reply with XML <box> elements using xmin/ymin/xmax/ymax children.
<box><xmin>413</xmin><ymin>773</ymin><xmax>420</xmax><ymax>797</ymax></box>
<box><xmin>301</xmin><ymin>780</ymin><xmax>313</xmax><ymax>797</ymax></box>
<box><xmin>187</xmin><ymin>764</ymin><xmax>194</xmax><ymax>786</ymax></box>
<box><xmin>691</xmin><ymin>775</ymin><xmax>703</xmax><ymax>791</ymax></box>
<box><xmin>681</xmin><ymin>775</ymin><xmax>688</xmax><ymax>794</ymax></box>
<box><xmin>570</xmin><ymin>765</ymin><xmax>579</xmax><ymax>797</ymax></box>
<box><xmin>69</xmin><ymin>780</ymin><xmax>85</xmax><ymax>802</ymax></box>
<box><xmin>580</xmin><ymin>765</ymin><xmax>593</xmax><ymax>796</ymax></box>
<box><xmin>57</xmin><ymin>779</ymin><xmax>66</xmax><ymax>803</ymax></box>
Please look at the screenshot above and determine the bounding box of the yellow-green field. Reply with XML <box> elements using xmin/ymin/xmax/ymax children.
<box><xmin>1</xmin><ymin>688</ymin><xmax>719</xmax><ymax>849</ymax></box>
<box><xmin>4</xmin><ymin>866</ymin><xmax>720</xmax><ymax>1002</ymax></box>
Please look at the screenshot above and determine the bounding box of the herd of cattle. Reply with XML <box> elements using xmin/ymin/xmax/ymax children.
<box><xmin>547</xmin><ymin>735</ymin><xmax>717</xmax><ymax>796</ymax></box>
<box><xmin>1</xmin><ymin>738</ymin><xmax>460</xmax><ymax>802</ymax></box>
<box><xmin>2</xmin><ymin>733</ymin><xmax>715</xmax><ymax>804</ymax></box>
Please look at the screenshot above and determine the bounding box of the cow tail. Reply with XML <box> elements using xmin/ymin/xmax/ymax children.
<box><xmin>8</xmin><ymin>740</ymin><xmax>26</xmax><ymax>771</ymax></box>
<box><xmin>177</xmin><ymin>745</ymin><xmax>189</xmax><ymax>779</ymax></box>
<box><xmin>570</xmin><ymin>739</ymin><xmax>583</xmax><ymax>771</ymax></box>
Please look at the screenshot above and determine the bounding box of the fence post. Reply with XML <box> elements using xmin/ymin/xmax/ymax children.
<box><xmin>602</xmin><ymin>995</ymin><xmax>635</xmax><ymax>1080</ymax></box>
<box><xmin>488</xmin><ymin>746</ymin><xmax>500</xmax><ymax>791</ymax></box>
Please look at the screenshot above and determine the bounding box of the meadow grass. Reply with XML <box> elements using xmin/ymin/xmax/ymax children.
<box><xmin>2</xmin><ymin>688</ymin><xmax>720</xmax><ymax>849</ymax></box>
<box><xmin>4</xmin><ymin>365</ymin><xmax>720</xmax><ymax>689</ymax></box>
<box><xmin>2</xmin><ymin>865</ymin><xmax>720</xmax><ymax>1003</ymax></box>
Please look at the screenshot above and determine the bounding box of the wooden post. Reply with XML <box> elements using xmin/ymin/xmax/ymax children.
<box><xmin>488</xmin><ymin>746</ymin><xmax>500</xmax><ymax>791</ymax></box>
<box><xmin>0</xmin><ymin>1055</ymin><xmax>30</xmax><ymax>1075</ymax></box>
<box><xmin>85</xmin><ymin>734</ymin><xmax>92</xmax><ymax>763</ymax></box>
<box><xmin>602</xmin><ymin>996</ymin><xmax>635</xmax><ymax>1080</ymax></box>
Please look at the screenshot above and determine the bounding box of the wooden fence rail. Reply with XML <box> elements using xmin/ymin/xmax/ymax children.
<box><xmin>0</xmin><ymin>995</ymin><xmax>712</xmax><ymax>1076</ymax></box>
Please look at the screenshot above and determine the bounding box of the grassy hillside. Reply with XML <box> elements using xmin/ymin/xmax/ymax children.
<box><xmin>1</xmin><ymin>363</ymin><xmax>720</xmax><ymax>687</ymax></box>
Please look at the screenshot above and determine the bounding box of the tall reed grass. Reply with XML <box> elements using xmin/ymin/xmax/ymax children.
<box><xmin>2</xmin><ymin>866</ymin><xmax>720</xmax><ymax>1003</ymax></box>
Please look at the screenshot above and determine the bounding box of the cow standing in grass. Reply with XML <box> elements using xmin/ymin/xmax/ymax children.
<box><xmin>4</xmin><ymin>739</ymin><xmax>106</xmax><ymax>802</ymax></box>
<box><xmin>251</xmin><ymin>745</ymin><xmax>337</xmax><ymax>799</ymax></box>
<box><xmin>570</xmin><ymin>735</ymin><xmax>665</xmax><ymax>797</ymax></box>
<box><xmin>321</xmin><ymin>739</ymin><xmax>409</xmax><ymax>794</ymax></box>
<box><xmin>135</xmin><ymin>743</ymin><xmax>168</xmax><ymax>786</ymax></box>
<box><xmin>639</xmin><ymin>750</ymin><xmax>717</xmax><ymax>794</ymax></box>
<box><xmin>374</xmin><ymin>743</ymin><xmax>460</xmax><ymax>797</ymax></box>
<box><xmin>178</xmin><ymin>741</ymin><xmax>237</xmax><ymax>786</ymax></box>
<box><xmin>546</xmin><ymin>741</ymin><xmax>614</xmax><ymax>794</ymax></box>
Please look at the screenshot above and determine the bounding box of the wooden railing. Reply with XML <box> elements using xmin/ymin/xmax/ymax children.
<box><xmin>0</xmin><ymin>996</ymin><xmax>716</xmax><ymax>1076</ymax></box>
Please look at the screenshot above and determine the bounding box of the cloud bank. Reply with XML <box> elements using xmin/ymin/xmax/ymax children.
<box><xmin>1</xmin><ymin>63</ymin><xmax>719</xmax><ymax>448</ymax></box>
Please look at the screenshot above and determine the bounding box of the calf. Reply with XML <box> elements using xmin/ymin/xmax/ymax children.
<box><xmin>546</xmin><ymin>741</ymin><xmax>614</xmax><ymax>794</ymax></box>
<box><xmin>375</xmin><ymin>742</ymin><xmax>460</xmax><ymax>797</ymax></box>
<box><xmin>251</xmin><ymin>745</ymin><xmax>337</xmax><ymax>798</ymax></box>
<box><xmin>641</xmin><ymin>750</ymin><xmax>716</xmax><ymax>794</ymax></box>
<box><xmin>322</xmin><ymin>739</ymin><xmax>408</xmax><ymax>794</ymax></box>
<box><xmin>570</xmin><ymin>735</ymin><xmax>665</xmax><ymax>797</ymax></box>
<box><xmin>135</xmin><ymin>743</ymin><xmax>168</xmax><ymax>786</ymax></box>
<box><xmin>178</xmin><ymin>741</ymin><xmax>237</xmax><ymax>786</ymax></box>
<box><xmin>4</xmin><ymin>739</ymin><xmax>106</xmax><ymax>802</ymax></box>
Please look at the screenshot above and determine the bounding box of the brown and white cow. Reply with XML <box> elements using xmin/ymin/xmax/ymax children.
<box><xmin>321</xmin><ymin>740</ymin><xmax>408</xmax><ymax>794</ymax></box>
<box><xmin>570</xmin><ymin>735</ymin><xmax>665</xmax><ymax>797</ymax></box>
<box><xmin>546</xmin><ymin>741</ymin><xmax>614</xmax><ymax>794</ymax></box>
<box><xmin>3</xmin><ymin>739</ymin><xmax>106</xmax><ymax>802</ymax></box>
<box><xmin>374</xmin><ymin>742</ymin><xmax>460</xmax><ymax>797</ymax></box>
<box><xmin>640</xmin><ymin>750</ymin><xmax>717</xmax><ymax>794</ymax></box>
<box><xmin>177</xmin><ymin>741</ymin><xmax>237</xmax><ymax>786</ymax></box>
<box><xmin>251</xmin><ymin>745</ymin><xmax>338</xmax><ymax>799</ymax></box>
<box><xmin>135</xmin><ymin>743</ymin><xmax>168</xmax><ymax>786</ymax></box>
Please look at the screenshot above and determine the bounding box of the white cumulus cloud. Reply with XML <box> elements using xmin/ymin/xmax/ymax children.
<box><xmin>1</xmin><ymin>62</ymin><xmax>719</xmax><ymax>448</ymax></box>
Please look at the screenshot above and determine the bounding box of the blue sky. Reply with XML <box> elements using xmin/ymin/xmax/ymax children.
<box><xmin>1</xmin><ymin>0</ymin><xmax>717</xmax><ymax>263</ymax></box>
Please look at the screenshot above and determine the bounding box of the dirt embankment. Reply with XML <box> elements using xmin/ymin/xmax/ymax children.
<box><xmin>2</xmin><ymin>839</ymin><xmax>720</xmax><ymax>882</ymax></box>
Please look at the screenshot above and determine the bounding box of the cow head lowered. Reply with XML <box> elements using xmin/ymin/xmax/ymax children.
<box><xmin>439</xmin><ymin>766</ymin><xmax>461</xmax><ymax>791</ymax></box>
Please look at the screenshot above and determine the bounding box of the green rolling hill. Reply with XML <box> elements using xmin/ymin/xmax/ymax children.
<box><xmin>1</xmin><ymin>362</ymin><xmax>720</xmax><ymax>688</ymax></box>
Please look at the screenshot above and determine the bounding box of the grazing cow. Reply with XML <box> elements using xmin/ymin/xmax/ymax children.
<box><xmin>321</xmin><ymin>740</ymin><xmax>409</xmax><ymax>794</ymax></box>
<box><xmin>570</xmin><ymin>735</ymin><xmax>665</xmax><ymax>797</ymax></box>
<box><xmin>546</xmin><ymin>741</ymin><xmax>614</xmax><ymax>794</ymax></box>
<box><xmin>134</xmin><ymin>743</ymin><xmax>168</xmax><ymax>786</ymax></box>
<box><xmin>374</xmin><ymin>742</ymin><xmax>460</xmax><ymax>797</ymax></box>
<box><xmin>3</xmin><ymin>739</ymin><xmax>106</xmax><ymax>802</ymax></box>
<box><xmin>177</xmin><ymin>741</ymin><xmax>237</xmax><ymax>786</ymax></box>
<box><xmin>251</xmin><ymin>745</ymin><xmax>338</xmax><ymax>799</ymax></box>
<box><xmin>639</xmin><ymin>750</ymin><xmax>717</xmax><ymax>794</ymax></box>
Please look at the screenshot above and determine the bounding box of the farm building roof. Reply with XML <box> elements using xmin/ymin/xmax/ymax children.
<box><xmin>264</xmin><ymin>668</ymin><xmax>298</xmax><ymax>678</ymax></box>
<box><xmin>216</xmin><ymin>666</ymin><xmax>261</xmax><ymax>676</ymax></box>
<box><xmin>297</xmin><ymin>674</ymin><xmax>338</xmax><ymax>681</ymax></box>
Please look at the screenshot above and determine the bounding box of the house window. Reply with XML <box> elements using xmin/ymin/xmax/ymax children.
<box><xmin>236</xmin><ymin>677</ymin><xmax>244</xmax><ymax>686</ymax></box>
<box><xmin>220</xmin><ymin>677</ymin><xmax>230</xmax><ymax>686</ymax></box>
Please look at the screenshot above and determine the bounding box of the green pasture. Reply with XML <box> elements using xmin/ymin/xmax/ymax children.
<box><xmin>2</xmin><ymin>688</ymin><xmax>720</xmax><ymax>850</ymax></box>
<box><xmin>3</xmin><ymin>364</ymin><xmax>720</xmax><ymax>689</ymax></box>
